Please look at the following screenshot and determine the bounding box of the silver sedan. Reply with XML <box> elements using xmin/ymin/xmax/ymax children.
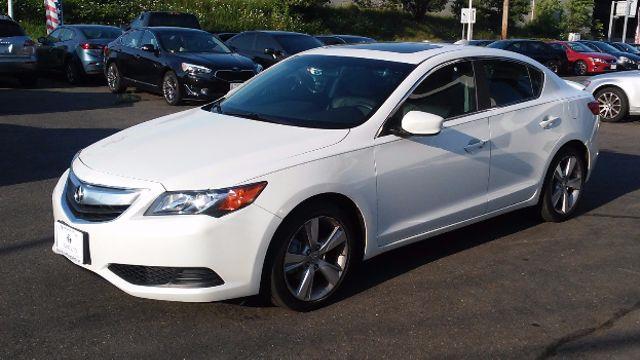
<box><xmin>583</xmin><ymin>70</ymin><xmax>640</xmax><ymax>122</ymax></box>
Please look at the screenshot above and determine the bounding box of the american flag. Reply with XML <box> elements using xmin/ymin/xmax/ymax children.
<box><xmin>45</xmin><ymin>0</ymin><xmax>63</xmax><ymax>34</ymax></box>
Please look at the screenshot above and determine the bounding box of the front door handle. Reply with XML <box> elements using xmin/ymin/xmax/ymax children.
<box><xmin>464</xmin><ymin>139</ymin><xmax>488</xmax><ymax>154</ymax></box>
<box><xmin>539</xmin><ymin>116</ymin><xmax>561</xmax><ymax>129</ymax></box>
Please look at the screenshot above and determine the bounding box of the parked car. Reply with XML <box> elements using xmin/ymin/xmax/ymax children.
<box><xmin>548</xmin><ymin>41</ymin><xmax>617</xmax><ymax>76</ymax></box>
<box><xmin>53</xmin><ymin>43</ymin><xmax>599</xmax><ymax>311</ymax></box>
<box><xmin>36</xmin><ymin>24</ymin><xmax>122</xmax><ymax>84</ymax></box>
<box><xmin>128</xmin><ymin>11</ymin><xmax>200</xmax><ymax>30</ymax></box>
<box><xmin>610</xmin><ymin>41</ymin><xmax>640</xmax><ymax>55</ymax></box>
<box><xmin>0</xmin><ymin>15</ymin><xmax>38</xmax><ymax>86</ymax></box>
<box><xmin>105</xmin><ymin>27</ymin><xmax>260</xmax><ymax>105</ymax></box>
<box><xmin>315</xmin><ymin>34</ymin><xmax>375</xmax><ymax>45</ymax></box>
<box><xmin>454</xmin><ymin>39</ymin><xmax>495</xmax><ymax>47</ymax></box>
<box><xmin>487</xmin><ymin>39</ymin><xmax>566</xmax><ymax>74</ymax></box>
<box><xmin>215</xmin><ymin>32</ymin><xmax>237</xmax><ymax>42</ymax></box>
<box><xmin>582</xmin><ymin>71</ymin><xmax>640</xmax><ymax>122</ymax></box>
<box><xmin>577</xmin><ymin>40</ymin><xmax>640</xmax><ymax>71</ymax></box>
<box><xmin>226</xmin><ymin>30</ymin><xmax>323</xmax><ymax>68</ymax></box>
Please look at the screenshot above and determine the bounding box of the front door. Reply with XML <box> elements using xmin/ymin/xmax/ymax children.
<box><xmin>375</xmin><ymin>61</ymin><xmax>491</xmax><ymax>246</ymax></box>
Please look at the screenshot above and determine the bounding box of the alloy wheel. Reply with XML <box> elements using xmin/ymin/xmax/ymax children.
<box><xmin>163</xmin><ymin>75</ymin><xmax>178</xmax><ymax>103</ymax></box>
<box><xmin>107</xmin><ymin>64</ymin><xmax>118</xmax><ymax>90</ymax></box>
<box><xmin>551</xmin><ymin>155</ymin><xmax>582</xmax><ymax>215</ymax></box>
<box><xmin>283</xmin><ymin>216</ymin><xmax>349</xmax><ymax>302</ymax></box>
<box><xmin>597</xmin><ymin>92</ymin><xmax>622</xmax><ymax>120</ymax></box>
<box><xmin>574</xmin><ymin>61</ymin><xmax>587</xmax><ymax>76</ymax></box>
<box><xmin>66</xmin><ymin>63</ymin><xmax>76</xmax><ymax>83</ymax></box>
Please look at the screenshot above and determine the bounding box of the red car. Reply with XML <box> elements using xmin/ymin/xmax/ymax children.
<box><xmin>549</xmin><ymin>41</ymin><xmax>617</xmax><ymax>75</ymax></box>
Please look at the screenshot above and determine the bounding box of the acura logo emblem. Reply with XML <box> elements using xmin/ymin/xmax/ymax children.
<box><xmin>74</xmin><ymin>186</ymin><xmax>85</xmax><ymax>203</ymax></box>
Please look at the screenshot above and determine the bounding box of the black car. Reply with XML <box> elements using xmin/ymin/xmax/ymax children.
<box><xmin>215</xmin><ymin>32</ymin><xmax>237</xmax><ymax>42</ymax></box>
<box><xmin>578</xmin><ymin>40</ymin><xmax>640</xmax><ymax>71</ymax></box>
<box><xmin>226</xmin><ymin>30</ymin><xmax>323</xmax><ymax>68</ymax></box>
<box><xmin>316</xmin><ymin>34</ymin><xmax>375</xmax><ymax>45</ymax></box>
<box><xmin>36</xmin><ymin>24</ymin><xmax>122</xmax><ymax>83</ymax></box>
<box><xmin>610</xmin><ymin>41</ymin><xmax>640</xmax><ymax>55</ymax></box>
<box><xmin>128</xmin><ymin>11</ymin><xmax>200</xmax><ymax>30</ymax></box>
<box><xmin>488</xmin><ymin>39</ymin><xmax>566</xmax><ymax>74</ymax></box>
<box><xmin>105</xmin><ymin>27</ymin><xmax>260</xmax><ymax>105</ymax></box>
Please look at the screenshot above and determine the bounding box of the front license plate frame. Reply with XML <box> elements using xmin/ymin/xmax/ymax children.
<box><xmin>54</xmin><ymin>221</ymin><xmax>91</xmax><ymax>265</ymax></box>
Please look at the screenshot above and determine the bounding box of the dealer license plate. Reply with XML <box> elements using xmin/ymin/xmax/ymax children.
<box><xmin>54</xmin><ymin>221</ymin><xmax>88</xmax><ymax>265</ymax></box>
<box><xmin>229</xmin><ymin>82</ymin><xmax>242</xmax><ymax>90</ymax></box>
<box><xmin>610</xmin><ymin>64</ymin><xmax>617</xmax><ymax>70</ymax></box>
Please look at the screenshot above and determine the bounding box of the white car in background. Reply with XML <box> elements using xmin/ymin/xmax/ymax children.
<box><xmin>583</xmin><ymin>70</ymin><xmax>640</xmax><ymax>122</ymax></box>
<box><xmin>52</xmin><ymin>43</ymin><xmax>600</xmax><ymax>311</ymax></box>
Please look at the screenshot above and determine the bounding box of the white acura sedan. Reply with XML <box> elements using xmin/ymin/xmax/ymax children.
<box><xmin>52</xmin><ymin>43</ymin><xmax>600</xmax><ymax>311</ymax></box>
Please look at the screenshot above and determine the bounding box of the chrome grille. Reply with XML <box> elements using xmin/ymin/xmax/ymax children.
<box><xmin>214</xmin><ymin>69</ymin><xmax>255</xmax><ymax>82</ymax></box>
<box><xmin>64</xmin><ymin>172</ymin><xmax>139</xmax><ymax>222</ymax></box>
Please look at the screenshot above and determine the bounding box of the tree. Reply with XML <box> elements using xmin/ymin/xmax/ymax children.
<box><xmin>388</xmin><ymin>0</ymin><xmax>449</xmax><ymax>21</ymax></box>
<box><xmin>564</xmin><ymin>0</ymin><xmax>594</xmax><ymax>34</ymax></box>
<box><xmin>452</xmin><ymin>0</ymin><xmax>530</xmax><ymax>34</ymax></box>
<box><xmin>528</xmin><ymin>0</ymin><xmax>565</xmax><ymax>38</ymax></box>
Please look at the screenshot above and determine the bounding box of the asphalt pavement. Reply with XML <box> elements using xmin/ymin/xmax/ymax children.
<box><xmin>1</xmin><ymin>75</ymin><xmax>639</xmax><ymax>359</ymax></box>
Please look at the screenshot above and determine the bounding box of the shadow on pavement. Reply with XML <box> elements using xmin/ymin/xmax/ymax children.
<box><xmin>0</xmin><ymin>124</ymin><xmax>119</xmax><ymax>186</ymax></box>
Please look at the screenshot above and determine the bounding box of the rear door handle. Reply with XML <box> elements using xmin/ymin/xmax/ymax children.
<box><xmin>464</xmin><ymin>139</ymin><xmax>488</xmax><ymax>154</ymax></box>
<box><xmin>539</xmin><ymin>116</ymin><xmax>561</xmax><ymax>129</ymax></box>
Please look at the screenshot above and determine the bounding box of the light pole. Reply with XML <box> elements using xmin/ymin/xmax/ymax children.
<box><xmin>467</xmin><ymin>0</ymin><xmax>473</xmax><ymax>41</ymax></box>
<box><xmin>622</xmin><ymin>0</ymin><xmax>632</xmax><ymax>43</ymax></box>
<box><xmin>8</xmin><ymin>0</ymin><xmax>14</xmax><ymax>18</ymax></box>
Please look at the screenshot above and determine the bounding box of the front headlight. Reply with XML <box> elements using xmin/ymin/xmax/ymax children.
<box><xmin>592</xmin><ymin>57</ymin><xmax>605</xmax><ymax>63</ymax></box>
<box><xmin>619</xmin><ymin>56</ymin><xmax>630</xmax><ymax>63</ymax></box>
<box><xmin>145</xmin><ymin>182</ymin><xmax>267</xmax><ymax>217</ymax></box>
<box><xmin>181</xmin><ymin>63</ymin><xmax>212</xmax><ymax>76</ymax></box>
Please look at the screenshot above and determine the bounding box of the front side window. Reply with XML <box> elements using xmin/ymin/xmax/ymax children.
<box><xmin>228</xmin><ymin>33</ymin><xmax>255</xmax><ymax>51</ymax></box>
<box><xmin>140</xmin><ymin>31</ymin><xmax>158</xmax><ymax>48</ymax></box>
<box><xmin>568</xmin><ymin>42</ymin><xmax>593</xmax><ymax>52</ymax></box>
<box><xmin>274</xmin><ymin>34</ymin><xmax>322</xmax><ymax>54</ymax></box>
<box><xmin>393</xmin><ymin>61</ymin><xmax>477</xmax><ymax>122</ymax></box>
<box><xmin>480</xmin><ymin>60</ymin><xmax>537</xmax><ymax>107</ymax></box>
<box><xmin>211</xmin><ymin>55</ymin><xmax>415</xmax><ymax>129</ymax></box>
<box><xmin>121</xmin><ymin>30</ymin><xmax>142</xmax><ymax>48</ymax></box>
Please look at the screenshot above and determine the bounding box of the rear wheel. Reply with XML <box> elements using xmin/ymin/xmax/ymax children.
<box><xmin>595</xmin><ymin>87</ymin><xmax>628</xmax><ymax>122</ymax></box>
<box><xmin>268</xmin><ymin>201</ymin><xmax>359</xmax><ymax>311</ymax></box>
<box><xmin>539</xmin><ymin>147</ymin><xmax>586</xmax><ymax>222</ymax></box>
<box><xmin>162</xmin><ymin>71</ymin><xmax>182</xmax><ymax>106</ymax></box>
<box><xmin>573</xmin><ymin>60</ymin><xmax>588</xmax><ymax>76</ymax></box>
<box><xmin>106</xmin><ymin>62</ymin><xmax>126</xmax><ymax>93</ymax></box>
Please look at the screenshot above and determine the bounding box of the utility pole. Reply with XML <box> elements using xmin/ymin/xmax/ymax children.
<box><xmin>531</xmin><ymin>0</ymin><xmax>536</xmax><ymax>21</ymax></box>
<box><xmin>467</xmin><ymin>0</ymin><xmax>473</xmax><ymax>41</ymax></box>
<box><xmin>502</xmin><ymin>0</ymin><xmax>509</xmax><ymax>39</ymax></box>
<box><xmin>622</xmin><ymin>0</ymin><xmax>632</xmax><ymax>42</ymax></box>
<box><xmin>8</xmin><ymin>0</ymin><xmax>14</xmax><ymax>18</ymax></box>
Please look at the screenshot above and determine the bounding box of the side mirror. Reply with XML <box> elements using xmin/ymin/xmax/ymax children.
<box><xmin>37</xmin><ymin>36</ymin><xmax>47</xmax><ymax>44</ymax></box>
<box><xmin>264</xmin><ymin>48</ymin><xmax>281</xmax><ymax>59</ymax></box>
<box><xmin>400</xmin><ymin>111</ymin><xmax>444</xmax><ymax>136</ymax></box>
<box><xmin>140</xmin><ymin>44</ymin><xmax>156</xmax><ymax>53</ymax></box>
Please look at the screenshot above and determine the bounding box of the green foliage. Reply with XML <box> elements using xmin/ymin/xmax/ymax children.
<box><xmin>564</xmin><ymin>0</ymin><xmax>594</xmax><ymax>34</ymax></box>
<box><xmin>527</xmin><ymin>0</ymin><xmax>565</xmax><ymax>39</ymax></box>
<box><xmin>386</xmin><ymin>0</ymin><xmax>449</xmax><ymax>20</ymax></box>
<box><xmin>452</xmin><ymin>0</ymin><xmax>531</xmax><ymax>33</ymax></box>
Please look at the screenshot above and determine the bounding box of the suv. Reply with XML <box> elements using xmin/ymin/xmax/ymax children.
<box><xmin>0</xmin><ymin>15</ymin><xmax>37</xmax><ymax>86</ymax></box>
<box><xmin>128</xmin><ymin>12</ymin><xmax>200</xmax><ymax>30</ymax></box>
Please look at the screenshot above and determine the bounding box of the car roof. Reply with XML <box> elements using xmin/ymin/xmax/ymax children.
<box><xmin>302</xmin><ymin>42</ymin><xmax>532</xmax><ymax>65</ymax></box>
<box><xmin>247</xmin><ymin>30</ymin><xmax>310</xmax><ymax>36</ymax></box>
<box><xmin>62</xmin><ymin>24</ymin><xmax>121</xmax><ymax>29</ymax></box>
<box><xmin>142</xmin><ymin>26</ymin><xmax>207</xmax><ymax>33</ymax></box>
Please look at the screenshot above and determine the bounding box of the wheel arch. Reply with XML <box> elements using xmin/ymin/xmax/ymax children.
<box><xmin>593</xmin><ymin>83</ymin><xmax>628</xmax><ymax>101</ymax></box>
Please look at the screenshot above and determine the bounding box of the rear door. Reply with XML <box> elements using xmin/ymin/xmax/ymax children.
<box><xmin>227</xmin><ymin>33</ymin><xmax>256</xmax><ymax>61</ymax></box>
<box><xmin>36</xmin><ymin>28</ymin><xmax>63</xmax><ymax>69</ymax></box>
<box><xmin>478</xmin><ymin>59</ymin><xmax>565</xmax><ymax>212</ymax></box>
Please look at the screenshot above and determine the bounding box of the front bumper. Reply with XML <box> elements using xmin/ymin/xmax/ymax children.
<box><xmin>51</xmin><ymin>168</ymin><xmax>281</xmax><ymax>302</ymax></box>
<box><xmin>180</xmin><ymin>74</ymin><xmax>238</xmax><ymax>99</ymax></box>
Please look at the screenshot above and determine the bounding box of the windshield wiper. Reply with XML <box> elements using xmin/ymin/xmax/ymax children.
<box><xmin>222</xmin><ymin>111</ymin><xmax>271</xmax><ymax>122</ymax></box>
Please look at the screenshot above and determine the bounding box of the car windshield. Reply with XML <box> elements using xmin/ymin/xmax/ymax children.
<box><xmin>0</xmin><ymin>20</ymin><xmax>25</xmax><ymax>37</ymax></box>
<box><xmin>79</xmin><ymin>27</ymin><xmax>122</xmax><ymax>40</ymax></box>
<box><xmin>158</xmin><ymin>31</ymin><xmax>231</xmax><ymax>54</ymax></box>
<box><xmin>275</xmin><ymin>34</ymin><xmax>322</xmax><ymax>54</ymax></box>
<box><xmin>210</xmin><ymin>55</ymin><xmax>415</xmax><ymax>129</ymax></box>
<box><xmin>617</xmin><ymin>43</ymin><xmax>639</xmax><ymax>54</ymax></box>
<box><xmin>568</xmin><ymin>42</ymin><xmax>593</xmax><ymax>52</ymax></box>
<box><xmin>595</xmin><ymin>42</ymin><xmax>622</xmax><ymax>53</ymax></box>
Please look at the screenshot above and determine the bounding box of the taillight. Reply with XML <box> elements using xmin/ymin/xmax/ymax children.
<box><xmin>80</xmin><ymin>43</ymin><xmax>103</xmax><ymax>50</ymax></box>
<box><xmin>588</xmin><ymin>101</ymin><xmax>600</xmax><ymax>115</ymax></box>
<box><xmin>23</xmin><ymin>39</ymin><xmax>35</xmax><ymax>47</ymax></box>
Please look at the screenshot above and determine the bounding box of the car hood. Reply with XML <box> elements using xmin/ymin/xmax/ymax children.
<box><xmin>78</xmin><ymin>108</ymin><xmax>349</xmax><ymax>190</ymax></box>
<box><xmin>175</xmin><ymin>52</ymin><xmax>255</xmax><ymax>69</ymax></box>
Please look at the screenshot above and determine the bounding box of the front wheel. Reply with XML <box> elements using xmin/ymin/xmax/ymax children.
<box><xmin>268</xmin><ymin>201</ymin><xmax>359</xmax><ymax>311</ymax></box>
<box><xmin>595</xmin><ymin>87</ymin><xmax>628</xmax><ymax>122</ymax></box>
<box><xmin>106</xmin><ymin>62</ymin><xmax>126</xmax><ymax>93</ymax></box>
<box><xmin>162</xmin><ymin>71</ymin><xmax>182</xmax><ymax>106</ymax></box>
<box><xmin>573</xmin><ymin>60</ymin><xmax>588</xmax><ymax>76</ymax></box>
<box><xmin>546</xmin><ymin>60</ymin><xmax>560</xmax><ymax>74</ymax></box>
<box><xmin>539</xmin><ymin>148</ymin><xmax>586</xmax><ymax>222</ymax></box>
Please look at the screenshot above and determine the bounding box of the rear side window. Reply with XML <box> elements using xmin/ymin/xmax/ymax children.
<box><xmin>529</xmin><ymin>66</ymin><xmax>544</xmax><ymax>97</ymax></box>
<box><xmin>275</xmin><ymin>34</ymin><xmax>322</xmax><ymax>54</ymax></box>
<box><xmin>148</xmin><ymin>13</ymin><xmax>200</xmax><ymax>29</ymax></box>
<box><xmin>255</xmin><ymin>33</ymin><xmax>280</xmax><ymax>52</ymax></box>
<box><xmin>0</xmin><ymin>20</ymin><xmax>25</xmax><ymax>37</ymax></box>
<box><xmin>480</xmin><ymin>60</ymin><xmax>538</xmax><ymax>107</ymax></box>
<box><xmin>394</xmin><ymin>61</ymin><xmax>477</xmax><ymax>120</ymax></box>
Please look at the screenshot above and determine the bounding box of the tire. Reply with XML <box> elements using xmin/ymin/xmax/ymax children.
<box><xmin>546</xmin><ymin>60</ymin><xmax>560</xmax><ymax>74</ymax></box>
<box><xmin>267</xmin><ymin>200</ymin><xmax>360</xmax><ymax>311</ymax></box>
<box><xmin>594</xmin><ymin>87</ymin><xmax>628</xmax><ymax>122</ymax></box>
<box><xmin>106</xmin><ymin>62</ymin><xmax>126</xmax><ymax>93</ymax></box>
<box><xmin>573</xmin><ymin>60</ymin><xmax>588</xmax><ymax>76</ymax></box>
<box><xmin>162</xmin><ymin>70</ymin><xmax>182</xmax><ymax>106</ymax></box>
<box><xmin>65</xmin><ymin>59</ymin><xmax>83</xmax><ymax>85</ymax></box>
<box><xmin>18</xmin><ymin>74</ymin><xmax>38</xmax><ymax>88</ymax></box>
<box><xmin>539</xmin><ymin>147</ymin><xmax>586</xmax><ymax>222</ymax></box>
